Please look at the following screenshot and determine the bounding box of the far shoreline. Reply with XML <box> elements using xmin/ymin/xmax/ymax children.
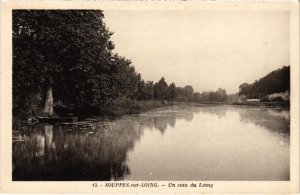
<box><xmin>171</xmin><ymin>101</ymin><xmax>290</xmax><ymax>109</ymax></box>
<box><xmin>13</xmin><ymin>100</ymin><xmax>289</xmax><ymax>131</ymax></box>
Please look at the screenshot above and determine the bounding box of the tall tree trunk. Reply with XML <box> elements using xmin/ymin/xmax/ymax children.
<box><xmin>43</xmin><ymin>87</ymin><xmax>54</xmax><ymax>116</ymax></box>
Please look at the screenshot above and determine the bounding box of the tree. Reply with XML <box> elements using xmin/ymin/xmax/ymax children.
<box><xmin>193</xmin><ymin>92</ymin><xmax>201</xmax><ymax>102</ymax></box>
<box><xmin>153</xmin><ymin>77</ymin><xmax>169</xmax><ymax>100</ymax></box>
<box><xmin>183</xmin><ymin>85</ymin><xmax>194</xmax><ymax>101</ymax></box>
<box><xmin>238</xmin><ymin>66</ymin><xmax>290</xmax><ymax>99</ymax></box>
<box><xmin>13</xmin><ymin>10</ymin><xmax>117</xmax><ymax>115</ymax></box>
<box><xmin>239</xmin><ymin>83</ymin><xmax>251</xmax><ymax>97</ymax></box>
<box><xmin>175</xmin><ymin>87</ymin><xmax>187</xmax><ymax>101</ymax></box>
<box><xmin>110</xmin><ymin>54</ymin><xmax>141</xmax><ymax>100</ymax></box>
<box><xmin>142</xmin><ymin>81</ymin><xmax>155</xmax><ymax>99</ymax></box>
<box><xmin>216</xmin><ymin>88</ymin><xmax>226</xmax><ymax>101</ymax></box>
<box><xmin>167</xmin><ymin>83</ymin><xmax>176</xmax><ymax>100</ymax></box>
<box><xmin>226</xmin><ymin>93</ymin><xmax>239</xmax><ymax>102</ymax></box>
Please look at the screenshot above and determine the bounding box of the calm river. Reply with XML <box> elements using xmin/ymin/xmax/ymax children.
<box><xmin>13</xmin><ymin>105</ymin><xmax>290</xmax><ymax>181</ymax></box>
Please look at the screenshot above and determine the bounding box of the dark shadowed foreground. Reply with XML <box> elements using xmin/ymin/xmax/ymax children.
<box><xmin>13</xmin><ymin>105</ymin><xmax>289</xmax><ymax>181</ymax></box>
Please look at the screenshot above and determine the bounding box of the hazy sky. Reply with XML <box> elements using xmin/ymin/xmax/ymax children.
<box><xmin>103</xmin><ymin>10</ymin><xmax>289</xmax><ymax>94</ymax></box>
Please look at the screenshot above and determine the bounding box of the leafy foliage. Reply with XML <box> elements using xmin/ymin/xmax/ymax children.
<box><xmin>13</xmin><ymin>10</ymin><xmax>141</xmax><ymax>116</ymax></box>
<box><xmin>192</xmin><ymin>88</ymin><xmax>227</xmax><ymax>102</ymax></box>
<box><xmin>153</xmin><ymin>77</ymin><xmax>169</xmax><ymax>100</ymax></box>
<box><xmin>15</xmin><ymin>10</ymin><xmax>288</xmax><ymax>118</ymax></box>
<box><xmin>239</xmin><ymin>66</ymin><xmax>290</xmax><ymax>99</ymax></box>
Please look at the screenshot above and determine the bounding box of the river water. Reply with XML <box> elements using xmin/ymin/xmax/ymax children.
<box><xmin>12</xmin><ymin>105</ymin><xmax>290</xmax><ymax>181</ymax></box>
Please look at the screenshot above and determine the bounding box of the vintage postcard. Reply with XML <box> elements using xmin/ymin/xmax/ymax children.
<box><xmin>0</xmin><ymin>0</ymin><xmax>299</xmax><ymax>194</ymax></box>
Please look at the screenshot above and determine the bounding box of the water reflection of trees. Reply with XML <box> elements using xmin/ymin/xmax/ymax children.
<box><xmin>13</xmin><ymin>106</ymin><xmax>290</xmax><ymax>181</ymax></box>
<box><xmin>194</xmin><ymin>106</ymin><xmax>290</xmax><ymax>134</ymax></box>
<box><xmin>150</xmin><ymin>113</ymin><xmax>177</xmax><ymax>134</ymax></box>
<box><xmin>238</xmin><ymin>108</ymin><xmax>290</xmax><ymax>134</ymax></box>
<box><xmin>13</xmin><ymin>108</ymin><xmax>192</xmax><ymax>181</ymax></box>
<box><xmin>194</xmin><ymin>106</ymin><xmax>228</xmax><ymax>119</ymax></box>
<box><xmin>193</xmin><ymin>106</ymin><xmax>290</xmax><ymax>135</ymax></box>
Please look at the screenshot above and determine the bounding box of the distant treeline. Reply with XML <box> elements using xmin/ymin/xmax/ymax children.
<box><xmin>136</xmin><ymin>77</ymin><xmax>227</xmax><ymax>103</ymax></box>
<box><xmin>13</xmin><ymin>10</ymin><xmax>227</xmax><ymax>118</ymax></box>
<box><xmin>13</xmin><ymin>10</ymin><xmax>288</xmax><ymax>119</ymax></box>
<box><xmin>239</xmin><ymin>66</ymin><xmax>290</xmax><ymax>99</ymax></box>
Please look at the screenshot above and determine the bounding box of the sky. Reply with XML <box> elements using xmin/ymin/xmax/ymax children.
<box><xmin>103</xmin><ymin>10</ymin><xmax>289</xmax><ymax>94</ymax></box>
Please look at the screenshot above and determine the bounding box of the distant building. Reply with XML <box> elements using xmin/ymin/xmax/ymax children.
<box><xmin>246</xmin><ymin>99</ymin><xmax>260</xmax><ymax>102</ymax></box>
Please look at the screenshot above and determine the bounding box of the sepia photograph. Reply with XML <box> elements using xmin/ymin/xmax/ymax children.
<box><xmin>1</xmin><ymin>1</ymin><xmax>299</xmax><ymax>194</ymax></box>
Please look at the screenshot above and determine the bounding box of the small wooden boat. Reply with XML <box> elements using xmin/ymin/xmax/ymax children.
<box><xmin>36</xmin><ymin>116</ymin><xmax>78</xmax><ymax>124</ymax></box>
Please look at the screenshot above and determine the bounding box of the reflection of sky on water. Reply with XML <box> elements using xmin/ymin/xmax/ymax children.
<box><xmin>13</xmin><ymin>105</ymin><xmax>290</xmax><ymax>181</ymax></box>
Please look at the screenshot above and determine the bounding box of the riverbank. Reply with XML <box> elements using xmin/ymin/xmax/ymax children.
<box><xmin>13</xmin><ymin>99</ymin><xmax>289</xmax><ymax>130</ymax></box>
<box><xmin>85</xmin><ymin>100</ymin><xmax>289</xmax><ymax>120</ymax></box>
<box><xmin>229</xmin><ymin>101</ymin><xmax>290</xmax><ymax>108</ymax></box>
<box><xmin>169</xmin><ymin>101</ymin><xmax>289</xmax><ymax>109</ymax></box>
<box><xmin>13</xmin><ymin>99</ymin><xmax>174</xmax><ymax>130</ymax></box>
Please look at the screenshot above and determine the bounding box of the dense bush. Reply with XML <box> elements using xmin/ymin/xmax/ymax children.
<box><xmin>239</xmin><ymin>66</ymin><xmax>290</xmax><ymax>98</ymax></box>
